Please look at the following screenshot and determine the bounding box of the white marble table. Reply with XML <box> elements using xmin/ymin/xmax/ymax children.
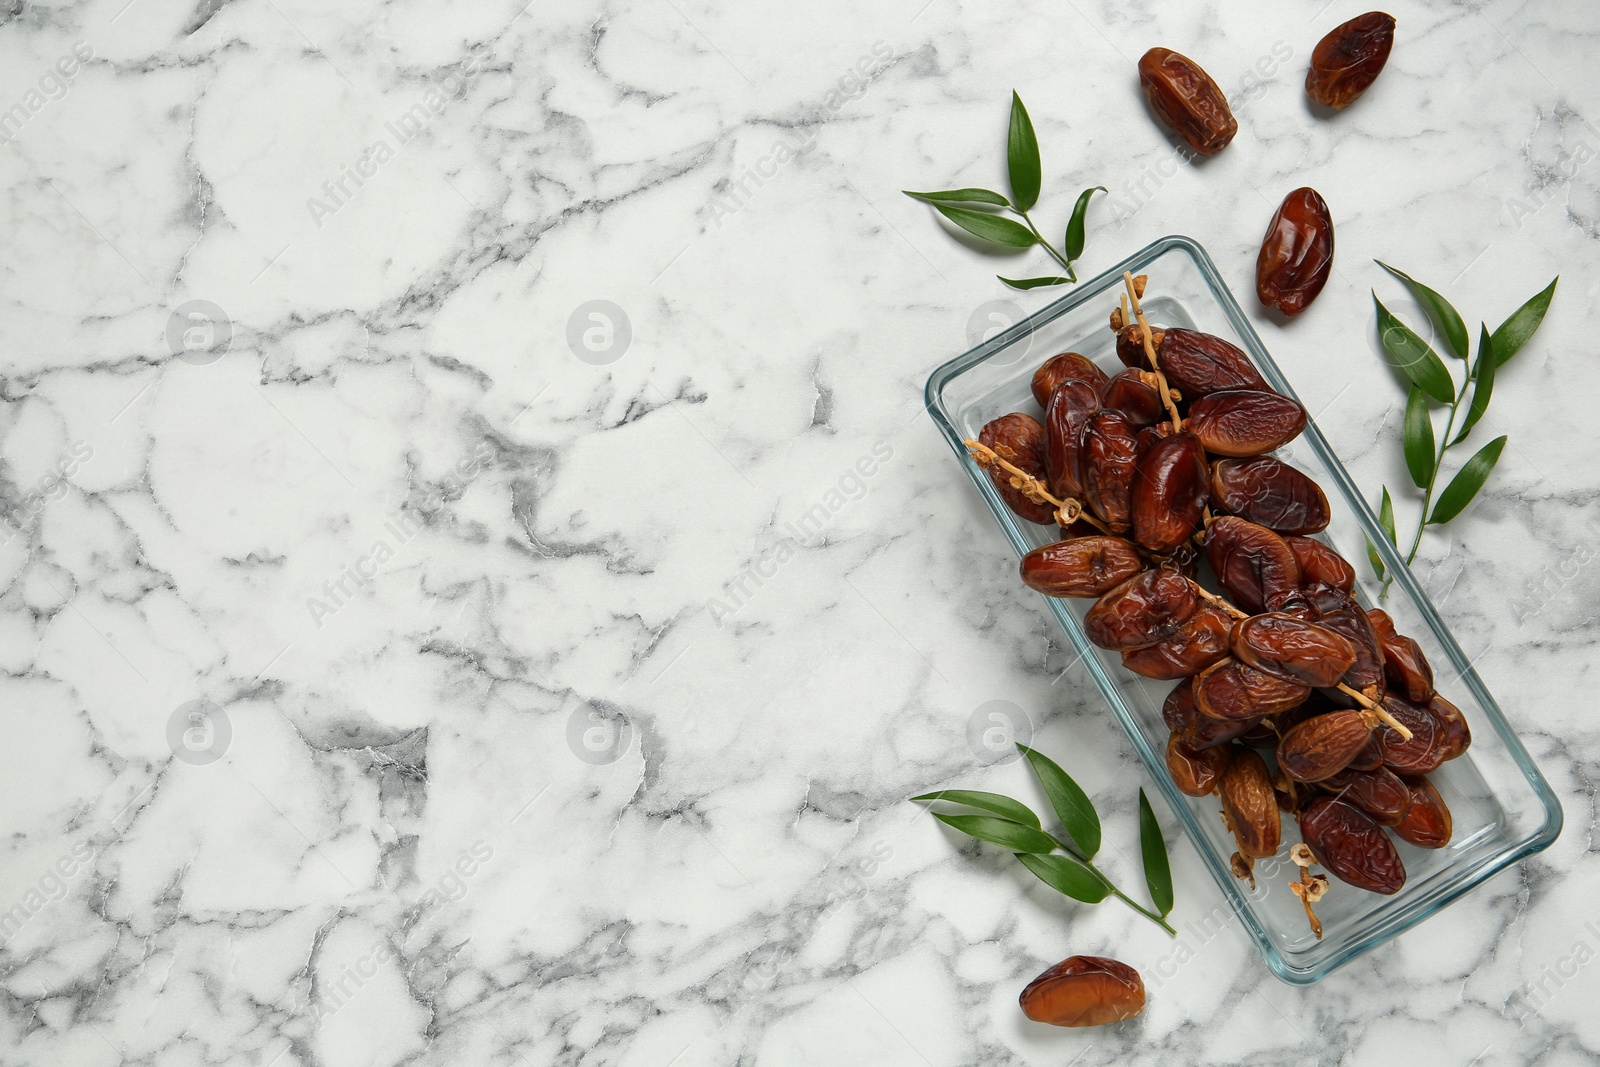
<box><xmin>1</xmin><ymin>0</ymin><xmax>1597</xmax><ymax>1063</ymax></box>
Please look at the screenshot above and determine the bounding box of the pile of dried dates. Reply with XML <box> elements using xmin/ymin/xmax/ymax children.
<box><xmin>968</xmin><ymin>273</ymin><xmax>1465</xmax><ymax>938</ymax></box>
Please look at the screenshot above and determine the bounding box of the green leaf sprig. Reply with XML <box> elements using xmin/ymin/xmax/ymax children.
<box><xmin>1368</xmin><ymin>263</ymin><xmax>1556</xmax><ymax>595</ymax></box>
<box><xmin>913</xmin><ymin>744</ymin><xmax>1176</xmax><ymax>935</ymax></box>
<box><xmin>904</xmin><ymin>92</ymin><xmax>1104</xmax><ymax>292</ymax></box>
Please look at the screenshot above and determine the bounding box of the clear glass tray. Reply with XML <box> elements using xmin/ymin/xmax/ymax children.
<box><xmin>924</xmin><ymin>235</ymin><xmax>1563</xmax><ymax>984</ymax></box>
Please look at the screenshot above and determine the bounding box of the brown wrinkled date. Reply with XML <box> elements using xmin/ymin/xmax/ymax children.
<box><xmin>1256</xmin><ymin>187</ymin><xmax>1335</xmax><ymax>317</ymax></box>
<box><xmin>1379</xmin><ymin>696</ymin><xmax>1447</xmax><ymax>775</ymax></box>
<box><xmin>1020</xmin><ymin>956</ymin><xmax>1146</xmax><ymax>1027</ymax></box>
<box><xmin>1429</xmin><ymin>694</ymin><xmax>1472</xmax><ymax>760</ymax></box>
<box><xmin>1277</xmin><ymin>709</ymin><xmax>1374</xmax><ymax>782</ymax></box>
<box><xmin>1032</xmin><ymin>352</ymin><xmax>1110</xmax><ymax>408</ymax></box>
<box><xmin>1021</xmin><ymin>536</ymin><xmax>1144</xmax><ymax>599</ymax></box>
<box><xmin>978</xmin><ymin>413</ymin><xmax>1057</xmax><ymax>525</ymax></box>
<box><xmin>1131</xmin><ymin>433</ymin><xmax>1209</xmax><ymax>554</ymax></box>
<box><xmin>1163</xmin><ymin>678</ymin><xmax>1260</xmax><ymax>750</ymax></box>
<box><xmin>1187</xmin><ymin>389</ymin><xmax>1308</xmax><ymax>457</ymax></box>
<box><xmin>1082</xmin><ymin>411</ymin><xmax>1143</xmax><ymax>530</ymax></box>
<box><xmin>1156</xmin><ymin>328</ymin><xmax>1268</xmax><ymax>397</ymax></box>
<box><xmin>1204</xmin><ymin>517</ymin><xmax>1302</xmax><ymax>613</ymax></box>
<box><xmin>1366</xmin><ymin>608</ymin><xmax>1435</xmax><ymax>704</ymax></box>
<box><xmin>1299</xmin><ymin>795</ymin><xmax>1406</xmax><ymax>895</ymax></box>
<box><xmin>1286</xmin><ymin>536</ymin><xmax>1356</xmax><ymax>591</ymax></box>
<box><xmin>1212</xmin><ymin>457</ymin><xmax>1330</xmax><ymax>535</ymax></box>
<box><xmin>1232</xmin><ymin>613</ymin><xmax>1357</xmax><ymax>688</ymax></box>
<box><xmin>1167</xmin><ymin>734</ymin><xmax>1230</xmax><ymax>797</ymax></box>
<box><xmin>1318</xmin><ymin>766</ymin><xmax>1412</xmax><ymax>827</ymax></box>
<box><xmin>1194</xmin><ymin>657</ymin><xmax>1310</xmax><ymax>721</ymax></box>
<box><xmin>1220</xmin><ymin>747</ymin><xmax>1282</xmax><ymax>858</ymax></box>
<box><xmin>1124</xmin><ymin>605</ymin><xmax>1232</xmax><ymax>680</ymax></box>
<box><xmin>1392</xmin><ymin>776</ymin><xmax>1453</xmax><ymax>848</ymax></box>
<box><xmin>1102</xmin><ymin>369</ymin><xmax>1165</xmax><ymax>427</ymax></box>
<box><xmin>1116</xmin><ymin>324</ymin><xmax>1164</xmax><ymax>371</ymax></box>
<box><xmin>1307</xmin><ymin>12</ymin><xmax>1397</xmax><ymax>111</ymax></box>
<box><xmin>1045</xmin><ymin>379</ymin><xmax>1102</xmax><ymax>500</ymax></box>
<box><xmin>1138</xmin><ymin>48</ymin><xmax>1238</xmax><ymax>157</ymax></box>
<box><xmin>1086</xmin><ymin>568</ymin><xmax>1198</xmax><ymax>651</ymax></box>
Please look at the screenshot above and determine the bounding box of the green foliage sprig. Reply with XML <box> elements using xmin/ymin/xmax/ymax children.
<box><xmin>904</xmin><ymin>92</ymin><xmax>1103</xmax><ymax>291</ymax></box>
<box><xmin>913</xmin><ymin>744</ymin><xmax>1176</xmax><ymax>935</ymax></box>
<box><xmin>1367</xmin><ymin>263</ymin><xmax>1557</xmax><ymax>596</ymax></box>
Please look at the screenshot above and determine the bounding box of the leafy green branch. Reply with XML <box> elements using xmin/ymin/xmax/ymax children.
<box><xmin>1367</xmin><ymin>263</ymin><xmax>1557</xmax><ymax>596</ymax></box>
<box><xmin>913</xmin><ymin>744</ymin><xmax>1175</xmax><ymax>935</ymax></box>
<box><xmin>904</xmin><ymin>92</ymin><xmax>1103</xmax><ymax>291</ymax></box>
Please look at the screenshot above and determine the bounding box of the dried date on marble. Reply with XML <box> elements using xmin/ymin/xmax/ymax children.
<box><xmin>1277</xmin><ymin>709</ymin><xmax>1373</xmax><ymax>782</ymax></box>
<box><xmin>1187</xmin><ymin>389</ymin><xmax>1309</xmax><ymax>457</ymax></box>
<box><xmin>1045</xmin><ymin>379</ymin><xmax>1103</xmax><ymax>500</ymax></box>
<box><xmin>1082</xmin><ymin>410</ymin><xmax>1143</xmax><ymax>530</ymax></box>
<box><xmin>1138</xmin><ymin>48</ymin><xmax>1239</xmax><ymax>157</ymax></box>
<box><xmin>1021</xmin><ymin>536</ymin><xmax>1145</xmax><ymax>598</ymax></box>
<box><xmin>1116</xmin><ymin>324</ymin><xmax>1164</xmax><ymax>371</ymax></box>
<box><xmin>1204</xmin><ymin>516</ymin><xmax>1302</xmax><ymax>614</ymax></box>
<box><xmin>1392</xmin><ymin>776</ymin><xmax>1452</xmax><ymax>848</ymax></box>
<box><xmin>1085</xmin><ymin>568</ymin><xmax>1199</xmax><ymax>651</ymax></box>
<box><xmin>1256</xmin><ymin>187</ymin><xmax>1335</xmax><ymax>318</ymax></box>
<box><xmin>1378</xmin><ymin>696</ymin><xmax>1447</xmax><ymax>776</ymax></box>
<box><xmin>1318</xmin><ymin>766</ymin><xmax>1412</xmax><ymax>826</ymax></box>
<box><xmin>1032</xmin><ymin>352</ymin><xmax>1111</xmax><ymax>408</ymax></box>
<box><xmin>1194</xmin><ymin>657</ymin><xmax>1311</xmax><ymax>721</ymax></box>
<box><xmin>1304</xmin><ymin>586</ymin><xmax>1386</xmax><ymax>697</ymax></box>
<box><xmin>1167</xmin><ymin>733</ymin><xmax>1230</xmax><ymax>797</ymax></box>
<box><xmin>1231</xmin><ymin>612</ymin><xmax>1357</xmax><ymax>688</ymax></box>
<box><xmin>1219</xmin><ymin>747</ymin><xmax>1282</xmax><ymax>857</ymax></box>
<box><xmin>1123</xmin><ymin>605</ymin><xmax>1232</xmax><ymax>680</ymax></box>
<box><xmin>1365</xmin><ymin>608</ymin><xmax>1435</xmax><ymax>703</ymax></box>
<box><xmin>1163</xmin><ymin>678</ymin><xmax>1259</xmax><ymax>750</ymax></box>
<box><xmin>1130</xmin><ymin>432</ymin><xmax>1209</xmax><ymax>555</ymax></box>
<box><xmin>1155</xmin><ymin>328</ymin><xmax>1268</xmax><ymax>398</ymax></box>
<box><xmin>1102</xmin><ymin>369</ymin><xmax>1164</xmax><ymax>427</ymax></box>
<box><xmin>1307</xmin><ymin>12</ymin><xmax>1397</xmax><ymax>111</ymax></box>
<box><xmin>979</xmin><ymin>413</ymin><xmax>1058</xmax><ymax>525</ymax></box>
<box><xmin>1286</xmin><ymin>536</ymin><xmax>1356</xmax><ymax>591</ymax></box>
<box><xmin>1210</xmin><ymin>457</ymin><xmax>1330</xmax><ymax>535</ymax></box>
<box><xmin>1429</xmin><ymin>694</ymin><xmax>1471</xmax><ymax>760</ymax></box>
<box><xmin>1019</xmin><ymin>956</ymin><xmax>1146</xmax><ymax>1027</ymax></box>
<box><xmin>1300</xmin><ymin>795</ymin><xmax>1406</xmax><ymax>894</ymax></box>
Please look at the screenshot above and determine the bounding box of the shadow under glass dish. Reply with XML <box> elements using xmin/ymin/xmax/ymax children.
<box><xmin>924</xmin><ymin>235</ymin><xmax>1562</xmax><ymax>985</ymax></box>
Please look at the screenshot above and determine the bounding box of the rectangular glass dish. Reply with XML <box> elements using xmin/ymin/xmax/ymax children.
<box><xmin>924</xmin><ymin>235</ymin><xmax>1562</xmax><ymax>984</ymax></box>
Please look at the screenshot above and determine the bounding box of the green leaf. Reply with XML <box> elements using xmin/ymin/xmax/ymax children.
<box><xmin>1454</xmin><ymin>324</ymin><xmax>1496</xmax><ymax>445</ymax></box>
<box><xmin>998</xmin><ymin>275</ymin><xmax>1073</xmax><ymax>290</ymax></box>
<box><xmin>1379</xmin><ymin>485</ymin><xmax>1398</xmax><ymax>546</ymax></box>
<box><xmin>911</xmin><ymin>789</ymin><xmax>1041</xmax><ymax>828</ymax></box>
<box><xmin>1017</xmin><ymin>744</ymin><xmax>1101</xmax><ymax>858</ymax></box>
<box><xmin>1378</xmin><ymin>262</ymin><xmax>1469</xmax><ymax>360</ymax></box>
<box><xmin>1016</xmin><ymin>852</ymin><xmax>1111</xmax><ymax>904</ymax></box>
<box><xmin>1137</xmin><ymin>789</ymin><xmax>1173</xmax><ymax>918</ymax></box>
<box><xmin>903</xmin><ymin>188</ymin><xmax>1012</xmax><ymax>207</ymax></box>
<box><xmin>932</xmin><ymin>812</ymin><xmax>1059</xmax><ymax>854</ymax></box>
<box><xmin>1403</xmin><ymin>386</ymin><xmax>1436</xmax><ymax>489</ymax></box>
<box><xmin>931</xmin><ymin>203</ymin><xmax>1038</xmax><ymax>249</ymax></box>
<box><xmin>1365</xmin><ymin>536</ymin><xmax>1386</xmax><ymax>581</ymax></box>
<box><xmin>1428</xmin><ymin>435</ymin><xmax>1507</xmax><ymax>525</ymax></box>
<box><xmin>1006</xmin><ymin>91</ymin><xmax>1041</xmax><ymax>213</ymax></box>
<box><xmin>1064</xmin><ymin>186</ymin><xmax>1105</xmax><ymax>262</ymax></box>
<box><xmin>1491</xmin><ymin>276</ymin><xmax>1557</xmax><ymax>368</ymax></box>
<box><xmin>1374</xmin><ymin>293</ymin><xmax>1456</xmax><ymax>404</ymax></box>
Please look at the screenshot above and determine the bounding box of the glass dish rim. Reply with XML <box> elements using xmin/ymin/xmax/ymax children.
<box><xmin>922</xmin><ymin>233</ymin><xmax>1563</xmax><ymax>984</ymax></box>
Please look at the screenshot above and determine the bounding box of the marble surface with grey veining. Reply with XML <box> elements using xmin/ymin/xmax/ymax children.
<box><xmin>1</xmin><ymin>0</ymin><xmax>1598</xmax><ymax>1063</ymax></box>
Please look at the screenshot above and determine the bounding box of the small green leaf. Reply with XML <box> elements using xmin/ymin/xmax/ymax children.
<box><xmin>903</xmin><ymin>188</ymin><xmax>1012</xmax><ymax>207</ymax></box>
<box><xmin>1491</xmin><ymin>276</ymin><xmax>1557</xmax><ymax>368</ymax></box>
<box><xmin>932</xmin><ymin>812</ymin><xmax>1058</xmax><ymax>853</ymax></box>
<box><xmin>1428</xmin><ymin>435</ymin><xmax>1507</xmax><ymax>525</ymax></box>
<box><xmin>1379</xmin><ymin>485</ymin><xmax>1398</xmax><ymax>546</ymax></box>
<box><xmin>1378</xmin><ymin>262</ymin><xmax>1469</xmax><ymax>360</ymax></box>
<box><xmin>1006</xmin><ymin>91</ymin><xmax>1041</xmax><ymax>212</ymax></box>
<box><xmin>998</xmin><ymin>275</ymin><xmax>1073</xmax><ymax>290</ymax></box>
<box><xmin>931</xmin><ymin>203</ymin><xmax>1038</xmax><ymax>248</ymax></box>
<box><xmin>1064</xmin><ymin>186</ymin><xmax>1105</xmax><ymax>261</ymax></box>
<box><xmin>1018</xmin><ymin>744</ymin><xmax>1101</xmax><ymax>858</ymax></box>
<box><xmin>1374</xmin><ymin>293</ymin><xmax>1456</xmax><ymax>404</ymax></box>
<box><xmin>911</xmin><ymin>789</ymin><xmax>1041</xmax><ymax>828</ymax></box>
<box><xmin>1403</xmin><ymin>386</ymin><xmax>1436</xmax><ymax>489</ymax></box>
<box><xmin>1137</xmin><ymin>789</ymin><xmax>1173</xmax><ymax>918</ymax></box>
<box><xmin>1016</xmin><ymin>852</ymin><xmax>1111</xmax><ymax>904</ymax></box>
<box><xmin>1365</xmin><ymin>536</ymin><xmax>1386</xmax><ymax>581</ymax></box>
<box><xmin>1454</xmin><ymin>324</ymin><xmax>1496</xmax><ymax>445</ymax></box>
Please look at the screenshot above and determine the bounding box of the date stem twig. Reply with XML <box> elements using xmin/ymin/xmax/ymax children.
<box><xmin>964</xmin><ymin>439</ymin><xmax>1112</xmax><ymax>534</ymax></box>
<box><xmin>1289</xmin><ymin>843</ymin><xmax>1327</xmax><ymax>940</ymax></box>
<box><xmin>1181</xmin><ymin>577</ymin><xmax>1414</xmax><ymax>741</ymax></box>
<box><xmin>1122</xmin><ymin>271</ymin><xmax>1185</xmax><ymax>430</ymax></box>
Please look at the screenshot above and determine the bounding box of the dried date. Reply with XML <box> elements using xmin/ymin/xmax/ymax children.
<box><xmin>1429</xmin><ymin>694</ymin><xmax>1471</xmax><ymax>760</ymax></box>
<box><xmin>1131</xmin><ymin>432</ymin><xmax>1209</xmax><ymax>554</ymax></box>
<box><xmin>1392</xmin><ymin>776</ymin><xmax>1452</xmax><ymax>848</ymax></box>
<box><xmin>1256</xmin><ymin>187</ymin><xmax>1335</xmax><ymax>318</ymax></box>
<box><xmin>1124</xmin><ymin>605</ymin><xmax>1231</xmax><ymax>679</ymax></box>
<box><xmin>1378</xmin><ymin>696</ymin><xmax>1446</xmax><ymax>775</ymax></box>
<box><xmin>1232</xmin><ymin>613</ymin><xmax>1357</xmax><ymax>688</ymax></box>
<box><xmin>1204</xmin><ymin>516</ymin><xmax>1302</xmax><ymax>613</ymax></box>
<box><xmin>1116</xmin><ymin>324</ymin><xmax>1164</xmax><ymax>371</ymax></box>
<box><xmin>1277</xmin><ymin>709</ymin><xmax>1374</xmax><ymax>782</ymax></box>
<box><xmin>1299</xmin><ymin>794</ymin><xmax>1406</xmax><ymax>894</ymax></box>
<box><xmin>1032</xmin><ymin>352</ymin><xmax>1109</xmax><ymax>408</ymax></box>
<box><xmin>1220</xmin><ymin>747</ymin><xmax>1282</xmax><ymax>858</ymax></box>
<box><xmin>1021</xmin><ymin>536</ymin><xmax>1145</xmax><ymax>598</ymax></box>
<box><xmin>1044</xmin><ymin>379</ymin><xmax>1102</xmax><ymax>500</ymax></box>
<box><xmin>1194</xmin><ymin>657</ymin><xmax>1311</xmax><ymax>721</ymax></box>
<box><xmin>1085</xmin><ymin>568</ymin><xmax>1198</xmax><ymax>651</ymax></box>
<box><xmin>979</xmin><ymin>413</ymin><xmax>1057</xmax><ymax>525</ymax></box>
<box><xmin>1187</xmin><ymin>389</ymin><xmax>1309</xmax><ymax>457</ymax></box>
<box><xmin>1163</xmin><ymin>678</ymin><xmax>1259</xmax><ymax>749</ymax></box>
<box><xmin>1102</xmin><ymin>369</ymin><xmax>1164</xmax><ymax>427</ymax></box>
<box><xmin>1318</xmin><ymin>766</ymin><xmax>1412</xmax><ymax>826</ymax></box>
<box><xmin>1167</xmin><ymin>733</ymin><xmax>1230</xmax><ymax>796</ymax></box>
<box><xmin>1155</xmin><ymin>328</ymin><xmax>1268</xmax><ymax>397</ymax></box>
<box><xmin>1138</xmin><ymin>47</ymin><xmax>1238</xmax><ymax>157</ymax></box>
<box><xmin>1082</xmin><ymin>411</ymin><xmax>1142</xmax><ymax>530</ymax></box>
<box><xmin>1286</xmin><ymin>536</ymin><xmax>1356</xmax><ymax>591</ymax></box>
<box><xmin>1365</xmin><ymin>608</ymin><xmax>1434</xmax><ymax>703</ymax></box>
<box><xmin>1019</xmin><ymin>955</ymin><xmax>1146</xmax><ymax>1027</ymax></box>
<box><xmin>1307</xmin><ymin>12</ymin><xmax>1397</xmax><ymax>111</ymax></box>
<box><xmin>1211</xmin><ymin>456</ymin><xmax>1330</xmax><ymax>535</ymax></box>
